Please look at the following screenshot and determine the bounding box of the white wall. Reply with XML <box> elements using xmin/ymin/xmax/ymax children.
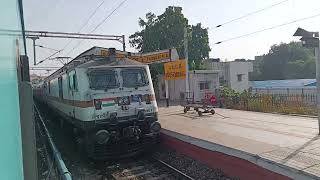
<box><xmin>189</xmin><ymin>71</ymin><xmax>219</xmax><ymax>102</ymax></box>
<box><xmin>204</xmin><ymin>60</ymin><xmax>253</xmax><ymax>92</ymax></box>
<box><xmin>229</xmin><ymin>62</ymin><xmax>253</xmax><ymax>92</ymax></box>
<box><xmin>158</xmin><ymin>71</ymin><xmax>219</xmax><ymax>102</ymax></box>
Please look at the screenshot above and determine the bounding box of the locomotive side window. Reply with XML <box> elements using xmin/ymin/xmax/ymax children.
<box><xmin>68</xmin><ymin>73</ymin><xmax>78</xmax><ymax>91</ymax></box>
<box><xmin>68</xmin><ymin>74</ymin><xmax>74</xmax><ymax>90</ymax></box>
<box><xmin>89</xmin><ymin>70</ymin><xmax>118</xmax><ymax>90</ymax></box>
<box><xmin>58</xmin><ymin>77</ymin><xmax>63</xmax><ymax>99</ymax></box>
<box><xmin>48</xmin><ymin>81</ymin><xmax>51</xmax><ymax>94</ymax></box>
<box><xmin>121</xmin><ymin>68</ymin><xmax>148</xmax><ymax>88</ymax></box>
<box><xmin>73</xmin><ymin>74</ymin><xmax>78</xmax><ymax>91</ymax></box>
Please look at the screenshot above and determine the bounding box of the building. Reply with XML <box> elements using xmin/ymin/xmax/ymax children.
<box><xmin>157</xmin><ymin>70</ymin><xmax>220</xmax><ymax>102</ymax></box>
<box><xmin>204</xmin><ymin>59</ymin><xmax>253</xmax><ymax>92</ymax></box>
<box><xmin>30</xmin><ymin>74</ymin><xmax>46</xmax><ymax>85</ymax></box>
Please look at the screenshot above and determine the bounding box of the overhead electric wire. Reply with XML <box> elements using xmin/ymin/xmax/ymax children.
<box><xmin>215</xmin><ymin>12</ymin><xmax>320</xmax><ymax>44</ymax></box>
<box><xmin>90</xmin><ymin>0</ymin><xmax>128</xmax><ymax>33</ymax></box>
<box><xmin>36</xmin><ymin>45</ymin><xmax>60</xmax><ymax>52</ymax></box>
<box><xmin>61</xmin><ymin>0</ymin><xmax>105</xmax><ymax>51</ymax></box>
<box><xmin>215</xmin><ymin>0</ymin><xmax>290</xmax><ymax>28</ymax></box>
<box><xmin>37</xmin><ymin>50</ymin><xmax>62</xmax><ymax>65</ymax></box>
<box><xmin>30</xmin><ymin>66</ymin><xmax>61</xmax><ymax>69</ymax></box>
<box><xmin>37</xmin><ymin>0</ymin><xmax>105</xmax><ymax>67</ymax></box>
<box><xmin>65</xmin><ymin>0</ymin><xmax>129</xmax><ymax>56</ymax></box>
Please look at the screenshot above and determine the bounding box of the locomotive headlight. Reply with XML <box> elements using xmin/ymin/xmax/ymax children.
<box><xmin>95</xmin><ymin>130</ymin><xmax>110</xmax><ymax>144</ymax></box>
<box><xmin>110</xmin><ymin>112</ymin><xmax>117</xmax><ymax>122</ymax></box>
<box><xmin>150</xmin><ymin>122</ymin><xmax>161</xmax><ymax>133</ymax></box>
<box><xmin>94</xmin><ymin>99</ymin><xmax>102</xmax><ymax>110</ymax></box>
<box><xmin>144</xmin><ymin>94</ymin><xmax>151</xmax><ymax>104</ymax></box>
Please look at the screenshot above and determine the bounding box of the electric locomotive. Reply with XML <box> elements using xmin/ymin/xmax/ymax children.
<box><xmin>34</xmin><ymin>47</ymin><xmax>167</xmax><ymax>159</ymax></box>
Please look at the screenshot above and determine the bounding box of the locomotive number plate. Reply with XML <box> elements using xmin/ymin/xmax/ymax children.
<box><xmin>121</xmin><ymin>105</ymin><xmax>129</xmax><ymax>111</ymax></box>
<box><xmin>95</xmin><ymin>112</ymin><xmax>108</xmax><ymax>119</ymax></box>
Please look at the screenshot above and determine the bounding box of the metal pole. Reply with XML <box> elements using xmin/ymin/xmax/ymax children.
<box><xmin>316</xmin><ymin>45</ymin><xmax>320</xmax><ymax>135</ymax></box>
<box><xmin>32</xmin><ymin>37</ymin><xmax>37</xmax><ymax>65</ymax></box>
<box><xmin>184</xmin><ymin>27</ymin><xmax>189</xmax><ymax>93</ymax></box>
<box><xmin>165</xmin><ymin>80</ymin><xmax>169</xmax><ymax>107</ymax></box>
<box><xmin>122</xmin><ymin>35</ymin><xmax>126</xmax><ymax>51</ymax></box>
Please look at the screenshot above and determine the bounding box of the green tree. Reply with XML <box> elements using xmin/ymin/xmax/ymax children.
<box><xmin>249</xmin><ymin>57</ymin><xmax>263</xmax><ymax>80</ymax></box>
<box><xmin>188</xmin><ymin>23</ymin><xmax>211</xmax><ymax>69</ymax></box>
<box><xmin>251</xmin><ymin>42</ymin><xmax>315</xmax><ymax>80</ymax></box>
<box><xmin>129</xmin><ymin>6</ymin><xmax>211</xmax><ymax>70</ymax></box>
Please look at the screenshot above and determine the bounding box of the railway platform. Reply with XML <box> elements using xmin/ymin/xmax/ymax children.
<box><xmin>158</xmin><ymin>106</ymin><xmax>320</xmax><ymax>180</ymax></box>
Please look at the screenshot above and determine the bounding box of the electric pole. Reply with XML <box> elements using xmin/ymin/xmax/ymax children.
<box><xmin>294</xmin><ymin>28</ymin><xmax>320</xmax><ymax>135</ymax></box>
<box><xmin>184</xmin><ymin>27</ymin><xmax>189</xmax><ymax>94</ymax></box>
<box><xmin>30</xmin><ymin>37</ymin><xmax>39</xmax><ymax>65</ymax></box>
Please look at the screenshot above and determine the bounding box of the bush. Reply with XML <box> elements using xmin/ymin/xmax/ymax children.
<box><xmin>220</xmin><ymin>87</ymin><xmax>316</xmax><ymax>116</ymax></box>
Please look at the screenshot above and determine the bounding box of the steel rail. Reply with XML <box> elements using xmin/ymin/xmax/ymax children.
<box><xmin>34</xmin><ymin>104</ymin><xmax>72</xmax><ymax>180</ymax></box>
<box><xmin>152</xmin><ymin>157</ymin><xmax>195</xmax><ymax>180</ymax></box>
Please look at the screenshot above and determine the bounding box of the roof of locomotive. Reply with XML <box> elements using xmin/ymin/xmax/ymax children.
<box><xmin>43</xmin><ymin>47</ymin><xmax>147</xmax><ymax>81</ymax></box>
<box><xmin>77</xmin><ymin>57</ymin><xmax>146</xmax><ymax>69</ymax></box>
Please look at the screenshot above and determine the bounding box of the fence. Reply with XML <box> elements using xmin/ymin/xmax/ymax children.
<box><xmin>252</xmin><ymin>87</ymin><xmax>316</xmax><ymax>96</ymax></box>
<box><xmin>34</xmin><ymin>105</ymin><xmax>72</xmax><ymax>180</ymax></box>
<box><xmin>223</xmin><ymin>93</ymin><xmax>318</xmax><ymax>116</ymax></box>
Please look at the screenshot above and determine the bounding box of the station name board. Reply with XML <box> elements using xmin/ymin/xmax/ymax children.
<box><xmin>164</xmin><ymin>60</ymin><xmax>186</xmax><ymax>80</ymax></box>
<box><xmin>100</xmin><ymin>49</ymin><xmax>171</xmax><ymax>64</ymax></box>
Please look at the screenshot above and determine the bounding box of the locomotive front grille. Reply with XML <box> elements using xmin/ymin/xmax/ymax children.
<box><xmin>122</xmin><ymin>126</ymin><xmax>139</xmax><ymax>138</ymax></box>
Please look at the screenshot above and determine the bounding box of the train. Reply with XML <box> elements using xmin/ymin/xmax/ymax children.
<box><xmin>34</xmin><ymin>47</ymin><xmax>164</xmax><ymax>159</ymax></box>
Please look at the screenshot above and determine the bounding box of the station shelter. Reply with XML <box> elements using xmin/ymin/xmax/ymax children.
<box><xmin>157</xmin><ymin>70</ymin><xmax>220</xmax><ymax>103</ymax></box>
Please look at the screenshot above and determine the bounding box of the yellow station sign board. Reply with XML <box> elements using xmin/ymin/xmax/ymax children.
<box><xmin>100</xmin><ymin>49</ymin><xmax>173</xmax><ymax>64</ymax></box>
<box><xmin>164</xmin><ymin>60</ymin><xmax>186</xmax><ymax>80</ymax></box>
<box><xmin>129</xmin><ymin>52</ymin><xmax>170</xmax><ymax>64</ymax></box>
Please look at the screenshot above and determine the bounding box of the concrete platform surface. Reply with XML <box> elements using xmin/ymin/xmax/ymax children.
<box><xmin>158</xmin><ymin>106</ymin><xmax>320</xmax><ymax>179</ymax></box>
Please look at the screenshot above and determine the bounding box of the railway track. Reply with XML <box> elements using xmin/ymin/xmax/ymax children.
<box><xmin>34</xmin><ymin>104</ymin><xmax>72</xmax><ymax>180</ymax></box>
<box><xmin>35</xmin><ymin>103</ymin><xmax>236</xmax><ymax>180</ymax></box>
<box><xmin>35</xmin><ymin>103</ymin><xmax>196</xmax><ymax>180</ymax></box>
<box><xmin>104</xmin><ymin>156</ymin><xmax>195</xmax><ymax>180</ymax></box>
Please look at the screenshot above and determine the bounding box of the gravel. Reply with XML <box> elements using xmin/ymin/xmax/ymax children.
<box><xmin>36</xmin><ymin>103</ymin><xmax>103</xmax><ymax>180</ymax></box>
<box><xmin>35</xmin><ymin>112</ymin><xmax>59</xmax><ymax>180</ymax></box>
<box><xmin>154</xmin><ymin>147</ymin><xmax>239</xmax><ymax>180</ymax></box>
<box><xmin>35</xmin><ymin>131</ymin><xmax>50</xmax><ymax>180</ymax></box>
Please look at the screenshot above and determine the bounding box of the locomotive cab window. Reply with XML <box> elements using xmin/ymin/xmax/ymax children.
<box><xmin>88</xmin><ymin>70</ymin><xmax>118</xmax><ymax>90</ymax></box>
<box><xmin>121</xmin><ymin>68</ymin><xmax>148</xmax><ymax>88</ymax></box>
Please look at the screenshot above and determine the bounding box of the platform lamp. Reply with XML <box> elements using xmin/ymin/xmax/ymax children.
<box><xmin>294</xmin><ymin>27</ymin><xmax>320</xmax><ymax>135</ymax></box>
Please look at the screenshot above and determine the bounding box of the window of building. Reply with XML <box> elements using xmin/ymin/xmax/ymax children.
<box><xmin>237</xmin><ymin>74</ymin><xmax>243</xmax><ymax>82</ymax></box>
<box><xmin>199</xmin><ymin>81</ymin><xmax>210</xmax><ymax>90</ymax></box>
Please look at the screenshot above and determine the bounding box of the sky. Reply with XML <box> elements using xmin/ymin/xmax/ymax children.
<box><xmin>23</xmin><ymin>0</ymin><xmax>320</xmax><ymax>75</ymax></box>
